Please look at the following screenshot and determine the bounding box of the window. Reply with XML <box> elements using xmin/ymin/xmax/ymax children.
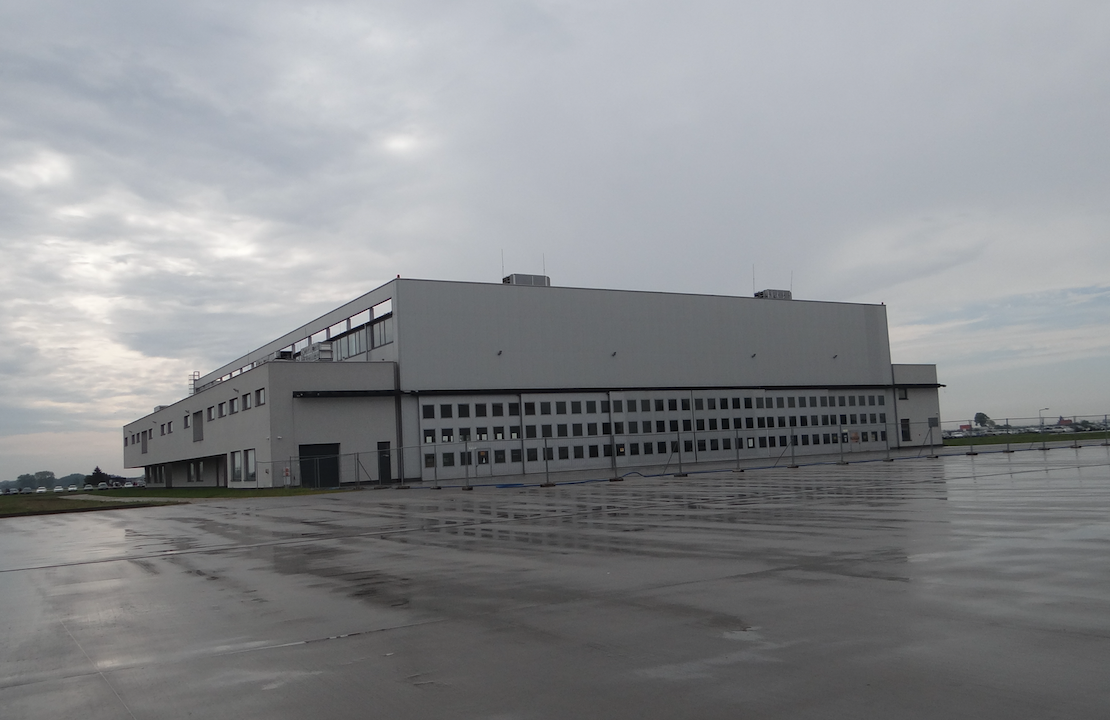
<box><xmin>776</xmin><ymin>397</ymin><xmax>785</xmax><ymax>409</ymax></box>
<box><xmin>510</xmin><ymin>426</ymin><xmax>521</xmax><ymax>439</ymax></box>
<box><xmin>477</xmin><ymin>427</ymin><xmax>488</xmax><ymax>440</ymax></box>
<box><xmin>573</xmin><ymin>423</ymin><xmax>583</xmax><ymax>436</ymax></box>
<box><xmin>699</xmin><ymin>439</ymin><xmax>708</xmax><ymax>452</ymax></box>
<box><xmin>707</xmin><ymin>398</ymin><xmax>716</xmax><ymax>410</ymax></box>
<box><xmin>541</xmin><ymin>425</ymin><xmax>552</xmax><ymax>438</ymax></box>
<box><xmin>440</xmin><ymin>404</ymin><xmax>453</xmax><ymax>418</ymax></box>
<box><xmin>245</xmin><ymin>449</ymin><xmax>256</xmax><ymax>483</ymax></box>
<box><xmin>571</xmin><ymin>401</ymin><xmax>582</xmax><ymax>414</ymax></box>
<box><xmin>492</xmin><ymin>403</ymin><xmax>504</xmax><ymax>416</ymax></box>
<box><xmin>838</xmin><ymin>396</ymin><xmax>846</xmax><ymax>406</ymax></box>
<box><xmin>243</xmin><ymin>393</ymin><xmax>251</xmax><ymax>410</ymax></box>
<box><xmin>423</xmin><ymin>404</ymin><xmax>435</xmax><ymax>419</ymax></box>
<box><xmin>160</xmin><ymin>424</ymin><xmax>165</xmax><ymax>436</ymax></box>
<box><xmin>613</xmin><ymin>400</ymin><xmax>623</xmax><ymax>412</ymax></box>
<box><xmin>627</xmin><ymin>401</ymin><xmax>636</xmax><ymax>413</ymax></box>
<box><xmin>745</xmin><ymin>418</ymin><xmax>754</xmax><ymax>429</ymax></box>
<box><xmin>601</xmin><ymin>400</ymin><xmax>611</xmax><ymax>413</ymax></box>
<box><xmin>525</xmin><ymin>402</ymin><xmax>536</xmax><ymax>415</ymax></box>
<box><xmin>508</xmin><ymin>403</ymin><xmax>520</xmax><ymax>416</ymax></box>
<box><xmin>494</xmin><ymin>427</ymin><xmax>505</xmax><ymax>440</ymax></box>
<box><xmin>657</xmin><ymin>420</ymin><xmax>666</xmax><ymax>432</ymax></box>
<box><xmin>587</xmin><ymin>400</ymin><xmax>597</xmax><ymax>413</ymax></box>
<box><xmin>629</xmin><ymin>421</ymin><xmax>638</xmax><ymax>434</ymax></box>
<box><xmin>167</xmin><ymin>421</ymin><xmax>173</xmax><ymax>433</ymax></box>
<box><xmin>229</xmin><ymin>398</ymin><xmax>238</xmax><ymax>414</ymax></box>
<box><xmin>459</xmin><ymin>428</ymin><xmax>472</xmax><ymax>441</ymax></box>
<box><xmin>574</xmin><ymin>446</ymin><xmax>584</xmax><ymax>459</ymax></box>
<box><xmin>526</xmin><ymin>425</ymin><xmax>537</xmax><ymax>438</ymax></box>
<box><xmin>868</xmin><ymin>396</ymin><xmax>876</xmax><ymax>406</ymax></box>
<box><xmin>681</xmin><ymin>399</ymin><xmax>690</xmax><ymax>411</ymax></box>
<box><xmin>901</xmin><ymin>418</ymin><xmax>912</xmax><ymax>441</ymax></box>
<box><xmin>898</xmin><ymin>388</ymin><xmax>909</xmax><ymax>400</ymax></box>
<box><xmin>557</xmin><ymin>424</ymin><xmax>568</xmax><ymax>437</ymax></box>
<box><xmin>231</xmin><ymin>451</ymin><xmax>242</xmax><ymax>482</ymax></box>
<box><xmin>184</xmin><ymin>415</ymin><xmax>191</xmax><ymax>429</ymax></box>
<box><xmin>461</xmin><ymin>451</ymin><xmax>473</xmax><ymax>465</ymax></box>
<box><xmin>458</xmin><ymin>404</ymin><xmax>470</xmax><ymax>418</ymax></box>
<box><xmin>840</xmin><ymin>414</ymin><xmax>848</xmax><ymax>425</ymax></box>
<box><xmin>849</xmin><ymin>396</ymin><xmax>856</xmax><ymax>406</ymax></box>
<box><xmin>655</xmin><ymin>399</ymin><xmax>665</xmax><ymax>412</ymax></box>
<box><xmin>878</xmin><ymin>396</ymin><xmax>885</xmax><ymax>406</ymax></box>
<box><xmin>695</xmin><ymin>419</ymin><xmax>705</xmax><ymax>431</ymax></box>
<box><xmin>603</xmin><ymin>444</ymin><xmax>612</xmax><ymax>457</ymax></box>
<box><xmin>669</xmin><ymin>399</ymin><xmax>678</xmax><ymax>411</ymax></box>
<box><xmin>614</xmin><ymin>422</ymin><xmax>624</xmax><ymax>434</ymax></box>
<box><xmin>441</xmin><ymin>429</ymin><xmax>454</xmax><ymax>442</ymax></box>
<box><xmin>879</xmin><ymin>413</ymin><xmax>887</xmax><ymax>424</ymax></box>
<box><xmin>602</xmin><ymin>422</ymin><xmax>612</xmax><ymax>435</ymax></box>
<box><xmin>820</xmin><ymin>397</ymin><xmax>828</xmax><ymax>407</ymax></box>
<box><xmin>743</xmin><ymin>398</ymin><xmax>752</xmax><ymax>409</ymax></box>
<box><xmin>709</xmin><ymin>419</ymin><xmax>717</xmax><ymax>430</ymax></box>
<box><xmin>511</xmin><ymin>449</ymin><xmax>522</xmax><ymax>463</ymax></box>
<box><xmin>756</xmin><ymin>397</ymin><xmax>764</xmax><ymax>409</ymax></box>
<box><xmin>442</xmin><ymin>453</ymin><xmax>455</xmax><ymax>467</ymax></box>
<box><xmin>424</xmin><ymin>430</ymin><xmax>435</xmax><ymax>444</ymax></box>
<box><xmin>540</xmin><ymin>402</ymin><xmax>551</xmax><ymax>415</ymax></box>
<box><xmin>494</xmin><ymin>450</ymin><xmax>506</xmax><ymax>463</ymax></box>
<box><xmin>789</xmin><ymin>416</ymin><xmax>797</xmax><ymax>427</ymax></box>
<box><xmin>684</xmin><ymin>440</ymin><xmax>693</xmax><ymax>453</ymax></box>
<box><xmin>644</xmin><ymin>441</ymin><xmax>654</xmax><ymax>455</ymax></box>
<box><xmin>218</xmin><ymin>402</ymin><xmax>226</xmax><ymax>418</ymax></box>
<box><xmin>207</xmin><ymin>406</ymin><xmax>215</xmax><ymax>421</ymax></box>
<box><xmin>589</xmin><ymin>445</ymin><xmax>599</xmax><ymax>458</ymax></box>
<box><xmin>425</xmin><ymin>454</ymin><xmax>436</xmax><ymax>468</ymax></box>
<box><xmin>558</xmin><ymin>446</ymin><xmax>569</xmax><ymax>460</ymax></box>
<box><xmin>475</xmin><ymin>403</ymin><xmax>487</xmax><ymax>417</ymax></box>
<box><xmin>556</xmin><ymin>401</ymin><xmax>566</xmax><ymax>414</ymax></box>
<box><xmin>641</xmin><ymin>400</ymin><xmax>651</xmax><ymax>412</ymax></box>
<box><xmin>670</xmin><ymin>420</ymin><xmax>679</xmax><ymax>432</ymax></box>
<box><xmin>787</xmin><ymin>397</ymin><xmax>795</xmax><ymax>408</ymax></box>
<box><xmin>588</xmin><ymin>423</ymin><xmax>598</xmax><ymax>436</ymax></box>
<box><xmin>256</xmin><ymin>388</ymin><xmax>266</xmax><ymax>406</ymax></box>
<box><xmin>527</xmin><ymin>448</ymin><xmax>538</xmax><ymax>462</ymax></box>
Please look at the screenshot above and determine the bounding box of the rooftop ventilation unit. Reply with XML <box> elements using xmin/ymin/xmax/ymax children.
<box><xmin>754</xmin><ymin>289</ymin><xmax>792</xmax><ymax>300</ymax></box>
<box><xmin>503</xmin><ymin>274</ymin><xmax>551</xmax><ymax>287</ymax></box>
<box><xmin>297</xmin><ymin>342</ymin><xmax>333</xmax><ymax>362</ymax></box>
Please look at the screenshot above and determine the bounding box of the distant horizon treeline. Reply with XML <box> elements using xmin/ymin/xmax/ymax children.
<box><xmin>2</xmin><ymin>467</ymin><xmax>135</xmax><ymax>489</ymax></box>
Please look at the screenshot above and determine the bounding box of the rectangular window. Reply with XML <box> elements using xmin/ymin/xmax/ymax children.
<box><xmin>603</xmin><ymin>444</ymin><xmax>613</xmax><ymax>457</ymax></box>
<box><xmin>681</xmin><ymin>399</ymin><xmax>690</xmax><ymax>411</ymax></box>
<box><xmin>424</xmin><ymin>429</ymin><xmax>435</xmax><ymax>444</ymax></box>
<box><xmin>231</xmin><ymin>451</ymin><xmax>242</xmax><ymax>482</ymax></box>
<box><xmin>441</xmin><ymin>429</ymin><xmax>454</xmax><ymax>442</ymax></box>
<box><xmin>695</xmin><ymin>419</ymin><xmax>705</xmax><ymax>431</ymax></box>
<box><xmin>167</xmin><ymin>421</ymin><xmax>173</xmax><ymax>433</ymax></box>
<box><xmin>643</xmin><ymin>442</ymin><xmax>654</xmax><ymax>455</ymax></box>
<box><xmin>721</xmin><ymin>438</ymin><xmax>729</xmax><ymax>450</ymax></box>
<box><xmin>509</xmin><ymin>403</ymin><xmax>520</xmax><ymax>416</ymax></box>
<box><xmin>589</xmin><ymin>445</ymin><xmax>599</xmax><ymax>458</ymax></box>
<box><xmin>511</xmin><ymin>449</ymin><xmax>522</xmax><ymax>463</ymax></box>
<box><xmin>789</xmin><ymin>416</ymin><xmax>797</xmax><ymax>427</ymax></box>
<box><xmin>525</xmin><ymin>402</ymin><xmax>536</xmax><ymax>415</ymax></box>
<box><xmin>756</xmin><ymin>397</ymin><xmax>764</xmax><ymax>409</ymax></box>
<box><xmin>475</xmin><ymin>403</ymin><xmax>487</xmax><ymax>417</ymax></box>
<box><xmin>526</xmin><ymin>425</ymin><xmax>537</xmax><ymax>438</ymax></box>
<box><xmin>218</xmin><ymin>402</ymin><xmax>226</xmax><ymax>418</ymax></box>
<box><xmin>229</xmin><ymin>398</ymin><xmax>238</xmax><ymax>414</ymax></box>
<box><xmin>541</xmin><ymin>425</ymin><xmax>552</xmax><ymax>438</ymax></box>
<box><xmin>601</xmin><ymin>401</ymin><xmax>611</xmax><ymax>413</ymax></box>
<box><xmin>207</xmin><ymin>406</ymin><xmax>215</xmax><ymax>421</ymax></box>
<box><xmin>745</xmin><ymin>417</ymin><xmax>754</xmax><ymax>429</ymax></box>
<box><xmin>256</xmin><ymin>388</ymin><xmax>265</xmax><ymax>406</ymax></box>
<box><xmin>184</xmin><ymin>414</ymin><xmax>191</xmax><ymax>429</ymax></box>
<box><xmin>849</xmin><ymin>396</ymin><xmax>856</xmax><ymax>406</ymax></box>
<box><xmin>461</xmin><ymin>451</ymin><xmax>473</xmax><ymax>465</ymax></box>
<box><xmin>192</xmin><ymin>412</ymin><xmax>203</xmax><ymax>441</ymax></box>
<box><xmin>557</xmin><ymin>424</ymin><xmax>568</xmax><ymax>437</ymax></box>
<box><xmin>442</xmin><ymin>453</ymin><xmax>455</xmax><ymax>467</ymax></box>
<box><xmin>684</xmin><ymin>440</ymin><xmax>694</xmax><ymax>453</ymax></box>
<box><xmin>602</xmin><ymin>422</ymin><xmax>612</xmax><ymax>435</ymax></box>
<box><xmin>840</xmin><ymin>414</ymin><xmax>848</xmax><ymax>425</ymax></box>
<box><xmin>573</xmin><ymin>423</ymin><xmax>583</xmax><ymax>436</ymax></box>
<box><xmin>742</xmin><ymin>398</ymin><xmax>751</xmax><ymax>409</ymax></box>
<box><xmin>574</xmin><ymin>446</ymin><xmax>584</xmax><ymax>459</ymax></box>
<box><xmin>571</xmin><ymin>401</ymin><xmax>582</xmax><ymax>414</ymax></box>
<box><xmin>425</xmin><ymin>453</ymin><xmax>436</xmax><ymax>468</ymax></box>
<box><xmin>587</xmin><ymin>400</ymin><xmax>597</xmax><ymax>413</ymax></box>
<box><xmin>493</xmin><ymin>403</ymin><xmax>505</xmax><ymax>416</ymax></box>
<box><xmin>879</xmin><ymin>413</ymin><xmax>887</xmax><ymax>424</ymax></box>
<box><xmin>245</xmin><ymin>449</ymin><xmax>256</xmax><ymax>483</ymax></box>
<box><xmin>476</xmin><ymin>427</ymin><xmax>488</xmax><ymax>441</ymax></box>
<box><xmin>440</xmin><ymin>404</ymin><xmax>453</xmax><ymax>418</ymax></box>
<box><xmin>558</xmin><ymin>446</ymin><xmax>569</xmax><ymax>460</ymax></box>
<box><xmin>243</xmin><ymin>394</ymin><xmax>251</xmax><ymax>410</ymax></box>
<box><xmin>494</xmin><ymin>450</ymin><xmax>506</xmax><ymax>463</ymax></box>
<box><xmin>613</xmin><ymin>400</ymin><xmax>623</xmax><ymax>413</ymax></box>
<box><xmin>614</xmin><ymin>422</ymin><xmax>624</xmax><ymax>434</ymax></box>
<box><xmin>629</xmin><ymin>421</ymin><xmax>638</xmax><ymax>433</ymax></box>
<box><xmin>458</xmin><ymin>404</ymin><xmax>470</xmax><ymax>418</ymax></box>
<box><xmin>588</xmin><ymin>423</ymin><xmax>598</xmax><ymax>436</ymax></box>
<box><xmin>901</xmin><ymin>418</ymin><xmax>912</xmax><ymax>441</ymax></box>
<box><xmin>494</xmin><ymin>426</ymin><xmax>505</xmax><ymax>440</ymax></box>
<box><xmin>787</xmin><ymin>397</ymin><xmax>796</xmax><ymax>408</ymax></box>
<box><xmin>759</xmin><ymin>437</ymin><xmax>767</xmax><ymax>448</ymax></box>
<box><xmin>423</xmin><ymin>405</ymin><xmax>435</xmax><ymax>419</ymax></box>
<box><xmin>540</xmin><ymin>402</ymin><xmax>551</xmax><ymax>415</ymax></box>
<box><xmin>668</xmin><ymin>399</ymin><xmax>678</xmax><ymax>411</ymax></box>
<box><xmin>510</xmin><ymin>425</ymin><xmax>521</xmax><ymax>439</ymax></box>
<box><xmin>556</xmin><ymin>401</ymin><xmax>567</xmax><ymax>414</ymax></box>
<box><xmin>878</xmin><ymin>396</ymin><xmax>885</xmax><ymax>406</ymax></box>
<box><xmin>707</xmin><ymin>398</ymin><xmax>716</xmax><ymax>410</ymax></box>
<box><xmin>655</xmin><ymin>399</ymin><xmax>665</xmax><ymax>412</ymax></box>
<box><xmin>527</xmin><ymin>448</ymin><xmax>538</xmax><ymax>462</ymax></box>
<box><xmin>776</xmin><ymin>397</ymin><xmax>785</xmax><ymax>409</ymax></box>
<box><xmin>656</xmin><ymin>420</ymin><xmax>666</xmax><ymax>432</ymax></box>
<box><xmin>160</xmin><ymin>424</ymin><xmax>166</xmax><ymax>436</ymax></box>
<box><xmin>850</xmin><ymin>414</ymin><xmax>857</xmax><ymax>424</ymax></box>
<box><xmin>693</xmin><ymin>398</ymin><xmax>703</xmax><ymax>411</ymax></box>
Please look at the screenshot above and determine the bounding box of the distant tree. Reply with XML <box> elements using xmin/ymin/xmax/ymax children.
<box><xmin>16</xmin><ymin>473</ymin><xmax>36</xmax><ymax>489</ymax></box>
<box><xmin>58</xmin><ymin>473</ymin><xmax>86</xmax><ymax>485</ymax></box>
<box><xmin>87</xmin><ymin>467</ymin><xmax>111</xmax><ymax>485</ymax></box>
<box><xmin>973</xmin><ymin>413</ymin><xmax>994</xmax><ymax>428</ymax></box>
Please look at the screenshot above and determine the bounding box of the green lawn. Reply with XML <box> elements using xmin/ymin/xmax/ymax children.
<box><xmin>0</xmin><ymin>494</ymin><xmax>168</xmax><ymax>518</ymax></box>
<box><xmin>944</xmin><ymin>431</ymin><xmax>1110</xmax><ymax>447</ymax></box>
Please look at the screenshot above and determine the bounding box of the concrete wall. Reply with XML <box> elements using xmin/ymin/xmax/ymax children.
<box><xmin>393</xmin><ymin>280</ymin><xmax>894</xmax><ymax>392</ymax></box>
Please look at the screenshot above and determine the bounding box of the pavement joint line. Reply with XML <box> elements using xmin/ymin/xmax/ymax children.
<box><xmin>60</xmin><ymin>619</ymin><xmax>138</xmax><ymax>720</ymax></box>
<box><xmin>4</xmin><ymin>452</ymin><xmax>1103</xmax><ymax>576</ymax></box>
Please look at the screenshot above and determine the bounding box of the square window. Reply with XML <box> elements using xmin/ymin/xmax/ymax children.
<box><xmin>707</xmin><ymin>398</ymin><xmax>717</xmax><ymax>410</ymax></box>
<box><xmin>494</xmin><ymin>426</ymin><xmax>505</xmax><ymax>440</ymax></box>
<box><xmin>442</xmin><ymin>453</ymin><xmax>455</xmax><ymax>467</ymax></box>
<box><xmin>557</xmin><ymin>424</ymin><xmax>568</xmax><ymax>437</ymax></box>
<box><xmin>787</xmin><ymin>397</ymin><xmax>796</xmax><ymax>408</ymax></box>
<box><xmin>509</xmin><ymin>402</ymin><xmax>520</xmax><ymax>415</ymax></box>
<box><xmin>527</xmin><ymin>448</ymin><xmax>538</xmax><ymax>462</ymax></box>
<box><xmin>613</xmin><ymin>400</ymin><xmax>623</xmax><ymax>412</ymax></box>
<box><xmin>669</xmin><ymin>420</ymin><xmax>679</xmax><ymax>432</ymax></box>
<box><xmin>588</xmin><ymin>423</ymin><xmax>598</xmax><ymax>435</ymax></box>
<box><xmin>558</xmin><ymin>446</ymin><xmax>569</xmax><ymax>460</ymax></box>
<box><xmin>656</xmin><ymin>420</ymin><xmax>666</xmax><ymax>432</ymax></box>
<box><xmin>694</xmin><ymin>398</ymin><xmax>703</xmax><ymax>410</ymax></box>
<box><xmin>526</xmin><ymin>425</ymin><xmax>537</xmax><ymax>438</ymax></box>
<box><xmin>669</xmin><ymin>399</ymin><xmax>678</xmax><ymax>411</ymax></box>
<box><xmin>440</xmin><ymin>404</ymin><xmax>453</xmax><ymax>418</ymax></box>
<box><xmin>573</xmin><ymin>423</ymin><xmax>583</xmax><ymax>436</ymax></box>
<box><xmin>525</xmin><ymin>402</ymin><xmax>536</xmax><ymax>415</ymax></box>
<box><xmin>423</xmin><ymin>404</ymin><xmax>434</xmax><ymax>419</ymax></box>
<box><xmin>423</xmin><ymin>429</ymin><xmax>435</xmax><ymax>444</ymax></box>
<box><xmin>511</xmin><ymin>449</ymin><xmax>522</xmax><ymax>463</ymax></box>
<box><xmin>424</xmin><ymin>453</ymin><xmax>436</xmax><ymax>468</ymax></box>
<box><xmin>459</xmin><ymin>428</ymin><xmax>471</xmax><ymax>441</ymax></box>
<box><xmin>756</xmin><ymin>397</ymin><xmax>764</xmax><ymax>409</ymax></box>
<box><xmin>655</xmin><ymin>399</ymin><xmax>665</xmax><ymax>412</ymax></box>
<box><xmin>601</xmin><ymin>401</ymin><xmax>611</xmax><ymax>413</ymax></box>
<box><xmin>589</xmin><ymin>445</ymin><xmax>599</xmax><ymax>458</ymax></box>
<box><xmin>587</xmin><ymin>401</ymin><xmax>597</xmax><ymax>413</ymax></box>
<box><xmin>476</xmin><ymin>427</ymin><xmax>488</xmax><ymax>440</ymax></box>
<box><xmin>630</xmin><ymin>443</ymin><xmax>640</xmax><ymax>455</ymax></box>
<box><xmin>681</xmin><ymin>398</ymin><xmax>690</xmax><ymax>411</ymax></box>
<box><xmin>709</xmin><ymin>419</ymin><xmax>718</xmax><ymax>430</ymax></box>
<box><xmin>556</xmin><ymin>401</ymin><xmax>567</xmax><ymax>414</ymax></box>
<box><xmin>574</xmin><ymin>446</ymin><xmax>584</xmax><ymax>459</ymax></box>
<box><xmin>441</xmin><ymin>429</ymin><xmax>454</xmax><ymax>442</ymax></box>
<box><xmin>493</xmin><ymin>403</ymin><xmax>505</xmax><ymax>416</ymax></box>
<box><xmin>602</xmin><ymin>422</ymin><xmax>612</xmax><ymax>434</ymax></box>
<box><xmin>542</xmin><ymin>424</ymin><xmax>552</xmax><ymax>438</ymax></box>
<box><xmin>629</xmin><ymin>421</ymin><xmax>638</xmax><ymax>433</ymax></box>
<box><xmin>571</xmin><ymin>401</ymin><xmax>582</xmax><ymax>414</ymax></box>
<box><xmin>510</xmin><ymin>425</ymin><xmax>521</xmax><ymax>439</ymax></box>
<box><xmin>458</xmin><ymin>404</ymin><xmax>470</xmax><ymax>417</ymax></box>
<box><xmin>540</xmin><ymin>402</ymin><xmax>551</xmax><ymax>415</ymax></box>
<box><xmin>495</xmin><ymin>450</ymin><xmax>506</xmax><ymax>463</ymax></box>
<box><xmin>475</xmin><ymin>403</ymin><xmax>487</xmax><ymax>417</ymax></box>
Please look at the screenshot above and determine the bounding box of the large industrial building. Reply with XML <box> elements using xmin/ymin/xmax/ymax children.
<box><xmin>123</xmin><ymin>277</ymin><xmax>942</xmax><ymax>487</ymax></box>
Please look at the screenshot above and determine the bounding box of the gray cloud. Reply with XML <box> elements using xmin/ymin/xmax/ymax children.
<box><xmin>1</xmin><ymin>0</ymin><xmax>1109</xmax><ymax>476</ymax></box>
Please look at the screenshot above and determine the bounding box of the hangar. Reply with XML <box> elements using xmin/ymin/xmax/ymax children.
<box><xmin>123</xmin><ymin>276</ymin><xmax>941</xmax><ymax>487</ymax></box>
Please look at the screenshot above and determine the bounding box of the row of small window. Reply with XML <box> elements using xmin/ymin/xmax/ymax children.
<box><xmin>422</xmin><ymin>394</ymin><xmax>887</xmax><ymax>421</ymax></box>
<box><xmin>127</xmin><ymin>428</ymin><xmax>154</xmax><ymax>447</ymax></box>
<box><xmin>423</xmin><ymin>413</ymin><xmax>888</xmax><ymax>443</ymax></box>
<box><xmin>424</xmin><ymin>431</ymin><xmax>889</xmax><ymax>466</ymax></box>
<box><xmin>182</xmin><ymin>388</ymin><xmax>266</xmax><ymax>430</ymax></box>
<box><xmin>229</xmin><ymin>449</ymin><xmax>257</xmax><ymax>483</ymax></box>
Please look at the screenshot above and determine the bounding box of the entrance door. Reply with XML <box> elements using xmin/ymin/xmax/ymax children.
<box><xmin>299</xmin><ymin>443</ymin><xmax>340</xmax><ymax>488</ymax></box>
<box><xmin>377</xmin><ymin>441</ymin><xmax>391</xmax><ymax>483</ymax></box>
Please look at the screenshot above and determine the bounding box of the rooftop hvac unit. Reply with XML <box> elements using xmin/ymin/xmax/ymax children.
<box><xmin>502</xmin><ymin>274</ymin><xmax>551</xmax><ymax>287</ymax></box>
<box><xmin>754</xmin><ymin>288</ymin><xmax>792</xmax><ymax>300</ymax></box>
<box><xmin>297</xmin><ymin>342</ymin><xmax>333</xmax><ymax>362</ymax></box>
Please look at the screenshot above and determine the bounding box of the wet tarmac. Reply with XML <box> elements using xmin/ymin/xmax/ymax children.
<box><xmin>2</xmin><ymin>446</ymin><xmax>1109</xmax><ymax>719</ymax></box>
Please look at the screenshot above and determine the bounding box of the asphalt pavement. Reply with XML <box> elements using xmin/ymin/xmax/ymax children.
<box><xmin>2</xmin><ymin>445</ymin><xmax>1109</xmax><ymax>719</ymax></box>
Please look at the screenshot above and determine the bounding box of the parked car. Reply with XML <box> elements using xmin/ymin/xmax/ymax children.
<box><xmin>20</xmin><ymin>487</ymin><xmax>32</xmax><ymax>494</ymax></box>
<box><xmin>67</xmin><ymin>485</ymin><xmax>78</xmax><ymax>492</ymax></box>
<box><xmin>135</xmin><ymin>480</ymin><xmax>147</xmax><ymax>488</ymax></box>
<box><xmin>83</xmin><ymin>484</ymin><xmax>94</xmax><ymax>491</ymax></box>
<box><xmin>123</xmin><ymin>481</ymin><xmax>135</xmax><ymax>489</ymax></box>
<box><xmin>97</xmin><ymin>482</ymin><xmax>108</xmax><ymax>490</ymax></box>
<box><xmin>52</xmin><ymin>486</ymin><xmax>65</xmax><ymax>493</ymax></box>
<box><xmin>35</xmin><ymin>487</ymin><xmax>47</xmax><ymax>493</ymax></box>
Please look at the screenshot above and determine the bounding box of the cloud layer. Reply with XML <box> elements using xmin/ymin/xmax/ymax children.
<box><xmin>2</xmin><ymin>1</ymin><xmax>1109</xmax><ymax>476</ymax></box>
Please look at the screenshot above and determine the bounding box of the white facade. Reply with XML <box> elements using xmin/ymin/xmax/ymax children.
<box><xmin>123</xmin><ymin>279</ymin><xmax>942</xmax><ymax>487</ymax></box>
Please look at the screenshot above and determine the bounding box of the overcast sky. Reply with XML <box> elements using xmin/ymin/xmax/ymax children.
<box><xmin>2</xmin><ymin>1</ymin><xmax>1109</xmax><ymax>478</ymax></box>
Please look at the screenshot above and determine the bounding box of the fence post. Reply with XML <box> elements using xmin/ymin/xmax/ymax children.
<box><xmin>966</xmin><ymin>419</ymin><xmax>978</xmax><ymax>456</ymax></box>
<box><xmin>541</xmin><ymin>437</ymin><xmax>554</xmax><ymax>487</ymax></box>
<box><xmin>788</xmin><ymin>432</ymin><xmax>798</xmax><ymax>468</ymax></box>
<box><xmin>884</xmin><ymin>423</ymin><xmax>893</xmax><ymax>461</ymax></box>
<box><xmin>1103</xmin><ymin>415</ymin><xmax>1110</xmax><ymax>447</ymax></box>
<box><xmin>837</xmin><ymin>423</ymin><xmax>847</xmax><ymax>464</ymax></box>
<box><xmin>734</xmin><ymin>429</ymin><xmax>743</xmax><ymax>472</ymax></box>
<box><xmin>675</xmin><ymin>432</ymin><xmax>686</xmax><ymax>477</ymax></box>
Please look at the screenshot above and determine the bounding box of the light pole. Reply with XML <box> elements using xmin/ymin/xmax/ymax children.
<box><xmin>1039</xmin><ymin>408</ymin><xmax>1050</xmax><ymax>451</ymax></box>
